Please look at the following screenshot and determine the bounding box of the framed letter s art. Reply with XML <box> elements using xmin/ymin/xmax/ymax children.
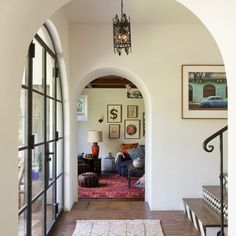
<box><xmin>107</xmin><ymin>104</ymin><xmax>122</xmax><ymax>123</ymax></box>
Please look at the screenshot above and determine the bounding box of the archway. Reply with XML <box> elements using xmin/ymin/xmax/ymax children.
<box><xmin>76</xmin><ymin>75</ymin><xmax>146</xmax><ymax>200</ymax></box>
<box><xmin>74</xmin><ymin>67</ymin><xmax>152</xmax><ymax>202</ymax></box>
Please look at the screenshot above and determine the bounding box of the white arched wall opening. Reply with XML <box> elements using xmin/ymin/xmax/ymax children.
<box><xmin>0</xmin><ymin>1</ymin><xmax>236</xmax><ymax>235</ymax></box>
<box><xmin>176</xmin><ymin>3</ymin><xmax>236</xmax><ymax>235</ymax></box>
<box><xmin>74</xmin><ymin>67</ymin><xmax>152</xmax><ymax>202</ymax></box>
<box><xmin>45</xmin><ymin>20</ymin><xmax>72</xmax><ymax>211</ymax></box>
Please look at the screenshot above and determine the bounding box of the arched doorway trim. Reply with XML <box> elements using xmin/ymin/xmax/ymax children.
<box><xmin>75</xmin><ymin>67</ymin><xmax>153</xmax><ymax>204</ymax></box>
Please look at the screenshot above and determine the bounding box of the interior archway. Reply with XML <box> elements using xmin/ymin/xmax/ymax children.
<box><xmin>75</xmin><ymin>67</ymin><xmax>152</xmax><ymax>203</ymax></box>
<box><xmin>76</xmin><ymin>74</ymin><xmax>147</xmax><ymax>200</ymax></box>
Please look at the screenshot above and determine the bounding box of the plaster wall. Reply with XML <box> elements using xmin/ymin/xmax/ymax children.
<box><xmin>0</xmin><ymin>0</ymin><xmax>236</xmax><ymax>235</ymax></box>
<box><xmin>70</xmin><ymin>23</ymin><xmax>227</xmax><ymax>210</ymax></box>
<box><xmin>176</xmin><ymin>1</ymin><xmax>236</xmax><ymax>234</ymax></box>
<box><xmin>0</xmin><ymin>1</ymin><xmax>71</xmax><ymax>235</ymax></box>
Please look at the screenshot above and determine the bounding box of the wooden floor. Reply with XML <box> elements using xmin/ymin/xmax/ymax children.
<box><xmin>49</xmin><ymin>200</ymin><xmax>200</xmax><ymax>236</ymax></box>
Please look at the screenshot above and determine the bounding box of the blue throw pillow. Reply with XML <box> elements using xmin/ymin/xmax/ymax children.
<box><xmin>127</xmin><ymin>146</ymin><xmax>145</xmax><ymax>160</ymax></box>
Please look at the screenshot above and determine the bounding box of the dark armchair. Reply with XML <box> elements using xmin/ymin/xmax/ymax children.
<box><xmin>115</xmin><ymin>144</ymin><xmax>145</xmax><ymax>177</ymax></box>
<box><xmin>116</xmin><ymin>154</ymin><xmax>133</xmax><ymax>176</ymax></box>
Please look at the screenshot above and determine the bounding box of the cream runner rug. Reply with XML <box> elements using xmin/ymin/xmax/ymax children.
<box><xmin>72</xmin><ymin>219</ymin><xmax>164</xmax><ymax>236</ymax></box>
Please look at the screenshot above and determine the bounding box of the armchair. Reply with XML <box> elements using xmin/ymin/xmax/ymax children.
<box><xmin>115</xmin><ymin>143</ymin><xmax>145</xmax><ymax>177</ymax></box>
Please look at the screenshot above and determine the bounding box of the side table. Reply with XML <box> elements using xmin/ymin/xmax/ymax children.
<box><xmin>83</xmin><ymin>157</ymin><xmax>101</xmax><ymax>175</ymax></box>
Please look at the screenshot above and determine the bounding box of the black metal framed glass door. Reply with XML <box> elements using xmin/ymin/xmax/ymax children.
<box><xmin>18</xmin><ymin>25</ymin><xmax>64</xmax><ymax>236</ymax></box>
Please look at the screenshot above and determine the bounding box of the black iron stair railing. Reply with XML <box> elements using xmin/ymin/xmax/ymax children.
<box><xmin>203</xmin><ymin>125</ymin><xmax>228</xmax><ymax>236</ymax></box>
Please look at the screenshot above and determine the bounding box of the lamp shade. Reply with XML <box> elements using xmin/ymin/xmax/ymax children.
<box><xmin>87</xmin><ymin>130</ymin><xmax>103</xmax><ymax>143</ymax></box>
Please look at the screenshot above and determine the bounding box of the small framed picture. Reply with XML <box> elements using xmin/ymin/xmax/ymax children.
<box><xmin>107</xmin><ymin>104</ymin><xmax>122</xmax><ymax>123</ymax></box>
<box><xmin>109</xmin><ymin>124</ymin><xmax>120</xmax><ymax>139</ymax></box>
<box><xmin>143</xmin><ymin>112</ymin><xmax>145</xmax><ymax>137</ymax></box>
<box><xmin>124</xmin><ymin>119</ymin><xmax>140</xmax><ymax>139</ymax></box>
<box><xmin>77</xmin><ymin>95</ymin><xmax>88</xmax><ymax>121</ymax></box>
<box><xmin>127</xmin><ymin>105</ymin><xmax>138</xmax><ymax>118</ymax></box>
<box><xmin>182</xmin><ymin>64</ymin><xmax>227</xmax><ymax>119</ymax></box>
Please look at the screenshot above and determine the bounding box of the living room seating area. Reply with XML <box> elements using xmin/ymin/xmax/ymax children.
<box><xmin>115</xmin><ymin>143</ymin><xmax>145</xmax><ymax>177</ymax></box>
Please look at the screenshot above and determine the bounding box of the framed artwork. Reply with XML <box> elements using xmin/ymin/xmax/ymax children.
<box><xmin>124</xmin><ymin>119</ymin><xmax>140</xmax><ymax>139</ymax></box>
<box><xmin>127</xmin><ymin>105</ymin><xmax>138</xmax><ymax>118</ymax></box>
<box><xmin>107</xmin><ymin>104</ymin><xmax>122</xmax><ymax>123</ymax></box>
<box><xmin>109</xmin><ymin>124</ymin><xmax>120</xmax><ymax>139</ymax></box>
<box><xmin>126</xmin><ymin>84</ymin><xmax>143</xmax><ymax>99</ymax></box>
<box><xmin>77</xmin><ymin>95</ymin><xmax>88</xmax><ymax>121</ymax></box>
<box><xmin>143</xmin><ymin>112</ymin><xmax>145</xmax><ymax>137</ymax></box>
<box><xmin>182</xmin><ymin>64</ymin><xmax>227</xmax><ymax>119</ymax></box>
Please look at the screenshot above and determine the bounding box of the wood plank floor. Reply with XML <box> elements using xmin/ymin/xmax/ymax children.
<box><xmin>49</xmin><ymin>200</ymin><xmax>200</xmax><ymax>236</ymax></box>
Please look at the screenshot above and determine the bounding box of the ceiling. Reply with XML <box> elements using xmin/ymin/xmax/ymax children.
<box><xmin>85</xmin><ymin>76</ymin><xmax>137</xmax><ymax>88</ymax></box>
<box><xmin>64</xmin><ymin>0</ymin><xmax>200</xmax><ymax>24</ymax></box>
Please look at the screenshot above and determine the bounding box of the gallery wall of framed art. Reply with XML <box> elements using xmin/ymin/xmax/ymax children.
<box><xmin>77</xmin><ymin>88</ymin><xmax>145</xmax><ymax>160</ymax></box>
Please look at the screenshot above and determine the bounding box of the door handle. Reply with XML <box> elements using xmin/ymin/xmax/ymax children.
<box><xmin>46</xmin><ymin>151</ymin><xmax>54</xmax><ymax>161</ymax></box>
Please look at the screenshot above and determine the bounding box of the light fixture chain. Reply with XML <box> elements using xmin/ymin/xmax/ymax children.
<box><xmin>121</xmin><ymin>0</ymin><xmax>123</xmax><ymax>16</ymax></box>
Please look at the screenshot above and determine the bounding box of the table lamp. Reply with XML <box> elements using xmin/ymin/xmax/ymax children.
<box><xmin>87</xmin><ymin>130</ymin><xmax>103</xmax><ymax>158</ymax></box>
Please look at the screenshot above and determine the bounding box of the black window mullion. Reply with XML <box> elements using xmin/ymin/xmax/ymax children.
<box><xmin>53</xmin><ymin>61</ymin><xmax>57</xmax><ymax>218</ymax></box>
<box><xmin>19</xmin><ymin>26</ymin><xmax>65</xmax><ymax>236</ymax></box>
<box><xmin>27</xmin><ymin>42</ymin><xmax>34</xmax><ymax>236</ymax></box>
<box><xmin>43</xmin><ymin>46</ymin><xmax>47</xmax><ymax>236</ymax></box>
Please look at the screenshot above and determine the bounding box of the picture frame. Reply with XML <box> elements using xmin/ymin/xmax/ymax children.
<box><xmin>107</xmin><ymin>104</ymin><xmax>122</xmax><ymax>123</ymax></box>
<box><xmin>77</xmin><ymin>95</ymin><xmax>88</xmax><ymax>121</ymax></box>
<box><xmin>182</xmin><ymin>64</ymin><xmax>227</xmax><ymax>119</ymax></box>
<box><xmin>109</xmin><ymin>124</ymin><xmax>120</xmax><ymax>139</ymax></box>
<box><xmin>124</xmin><ymin>119</ymin><xmax>140</xmax><ymax>139</ymax></box>
<box><xmin>127</xmin><ymin>105</ymin><xmax>138</xmax><ymax>118</ymax></box>
<box><xmin>126</xmin><ymin>84</ymin><xmax>143</xmax><ymax>99</ymax></box>
<box><xmin>143</xmin><ymin>112</ymin><xmax>145</xmax><ymax>137</ymax></box>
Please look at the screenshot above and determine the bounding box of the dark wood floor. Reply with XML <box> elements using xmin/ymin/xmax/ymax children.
<box><xmin>50</xmin><ymin>200</ymin><xmax>200</xmax><ymax>236</ymax></box>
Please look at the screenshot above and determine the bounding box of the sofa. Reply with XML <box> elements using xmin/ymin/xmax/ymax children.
<box><xmin>115</xmin><ymin>143</ymin><xmax>145</xmax><ymax>177</ymax></box>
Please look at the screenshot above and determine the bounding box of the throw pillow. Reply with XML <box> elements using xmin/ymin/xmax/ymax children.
<box><xmin>127</xmin><ymin>146</ymin><xmax>145</xmax><ymax>160</ymax></box>
<box><xmin>120</xmin><ymin>143</ymin><xmax>138</xmax><ymax>159</ymax></box>
<box><xmin>120</xmin><ymin>143</ymin><xmax>138</xmax><ymax>153</ymax></box>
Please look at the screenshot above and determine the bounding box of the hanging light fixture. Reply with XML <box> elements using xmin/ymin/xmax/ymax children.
<box><xmin>113</xmin><ymin>0</ymin><xmax>131</xmax><ymax>55</ymax></box>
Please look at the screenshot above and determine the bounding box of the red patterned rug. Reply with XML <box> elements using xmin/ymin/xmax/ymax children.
<box><xmin>78</xmin><ymin>173</ymin><xmax>144</xmax><ymax>199</ymax></box>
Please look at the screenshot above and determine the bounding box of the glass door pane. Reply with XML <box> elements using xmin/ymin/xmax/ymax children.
<box><xmin>56</xmin><ymin>139</ymin><xmax>63</xmax><ymax>176</ymax></box>
<box><xmin>32</xmin><ymin>92</ymin><xmax>44</xmax><ymax>144</ymax></box>
<box><xmin>57</xmin><ymin>177</ymin><xmax>63</xmax><ymax>214</ymax></box>
<box><xmin>18</xmin><ymin>210</ymin><xmax>27</xmax><ymax>236</ymax></box>
<box><xmin>47</xmin><ymin>98</ymin><xmax>55</xmax><ymax>141</ymax></box>
<box><xmin>32</xmin><ymin>195</ymin><xmax>44</xmax><ymax>236</ymax></box>
<box><xmin>46</xmin><ymin>53</ymin><xmax>55</xmax><ymax>98</ymax></box>
<box><xmin>56</xmin><ymin>78</ymin><xmax>62</xmax><ymax>101</ymax></box>
<box><xmin>19</xmin><ymin>88</ymin><xmax>28</xmax><ymax>148</ymax></box>
<box><xmin>18</xmin><ymin>150</ymin><xmax>27</xmax><ymax>209</ymax></box>
<box><xmin>33</xmin><ymin>39</ymin><xmax>44</xmax><ymax>93</ymax></box>
<box><xmin>32</xmin><ymin>145</ymin><xmax>44</xmax><ymax>199</ymax></box>
<box><xmin>57</xmin><ymin>102</ymin><xmax>63</xmax><ymax>138</ymax></box>
<box><xmin>46</xmin><ymin>185</ymin><xmax>55</xmax><ymax>232</ymax></box>
<box><xmin>46</xmin><ymin>142</ymin><xmax>55</xmax><ymax>186</ymax></box>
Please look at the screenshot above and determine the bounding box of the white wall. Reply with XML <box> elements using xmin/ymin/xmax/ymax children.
<box><xmin>70</xmin><ymin>23</ymin><xmax>227</xmax><ymax>210</ymax></box>
<box><xmin>77</xmin><ymin>88</ymin><xmax>145</xmax><ymax>169</ymax></box>
<box><xmin>1</xmin><ymin>1</ymin><xmax>236</xmax><ymax>235</ymax></box>
<box><xmin>175</xmin><ymin>2</ymin><xmax>236</xmax><ymax>234</ymax></box>
<box><xmin>0</xmin><ymin>1</ymin><xmax>71</xmax><ymax>235</ymax></box>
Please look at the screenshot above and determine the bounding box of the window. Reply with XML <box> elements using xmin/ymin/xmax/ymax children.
<box><xmin>18</xmin><ymin>25</ymin><xmax>64</xmax><ymax>236</ymax></box>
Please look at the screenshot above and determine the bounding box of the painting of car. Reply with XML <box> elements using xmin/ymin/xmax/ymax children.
<box><xmin>200</xmin><ymin>96</ymin><xmax>228</xmax><ymax>108</ymax></box>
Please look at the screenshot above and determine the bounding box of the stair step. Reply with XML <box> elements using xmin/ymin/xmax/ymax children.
<box><xmin>203</xmin><ymin>186</ymin><xmax>228</xmax><ymax>205</ymax></box>
<box><xmin>183</xmin><ymin>198</ymin><xmax>227</xmax><ymax>236</ymax></box>
<box><xmin>202</xmin><ymin>186</ymin><xmax>228</xmax><ymax>218</ymax></box>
